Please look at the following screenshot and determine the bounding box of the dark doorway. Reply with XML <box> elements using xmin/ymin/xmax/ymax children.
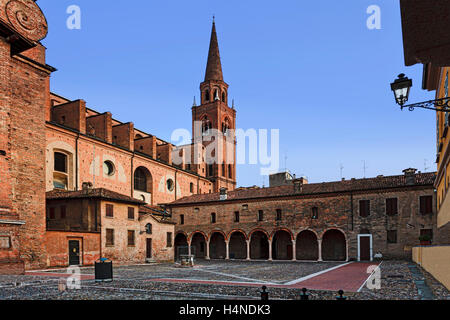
<box><xmin>69</xmin><ymin>240</ymin><xmax>80</xmax><ymax>266</ymax></box>
<box><xmin>359</xmin><ymin>236</ymin><xmax>371</xmax><ymax>261</ymax></box>
<box><xmin>322</xmin><ymin>230</ymin><xmax>347</xmax><ymax>261</ymax></box>
<box><xmin>250</xmin><ymin>231</ymin><xmax>269</xmax><ymax>260</ymax></box>
<box><xmin>146</xmin><ymin>238</ymin><xmax>152</xmax><ymax>259</ymax></box>
<box><xmin>175</xmin><ymin>233</ymin><xmax>188</xmax><ymax>261</ymax></box>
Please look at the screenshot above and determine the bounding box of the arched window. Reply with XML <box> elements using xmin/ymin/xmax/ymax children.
<box><xmin>205</xmin><ymin>90</ymin><xmax>210</xmax><ymax>102</ymax></box>
<box><xmin>53</xmin><ymin>152</ymin><xmax>69</xmax><ymax>190</ymax></box>
<box><xmin>222</xmin><ymin>118</ymin><xmax>230</xmax><ymax>136</ymax></box>
<box><xmin>222</xmin><ymin>92</ymin><xmax>226</xmax><ymax>103</ymax></box>
<box><xmin>145</xmin><ymin>223</ymin><xmax>152</xmax><ymax>234</ymax></box>
<box><xmin>214</xmin><ymin>89</ymin><xmax>219</xmax><ymax>101</ymax></box>
<box><xmin>134</xmin><ymin>167</ymin><xmax>148</xmax><ymax>192</ymax></box>
<box><xmin>228</xmin><ymin>165</ymin><xmax>232</xmax><ymax>179</ymax></box>
<box><xmin>202</xmin><ymin>116</ymin><xmax>211</xmax><ymax>136</ymax></box>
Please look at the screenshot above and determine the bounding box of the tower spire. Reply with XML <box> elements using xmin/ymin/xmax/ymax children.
<box><xmin>204</xmin><ymin>19</ymin><xmax>223</xmax><ymax>81</ymax></box>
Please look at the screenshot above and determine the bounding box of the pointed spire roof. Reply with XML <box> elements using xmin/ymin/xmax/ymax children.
<box><xmin>204</xmin><ymin>19</ymin><xmax>224</xmax><ymax>82</ymax></box>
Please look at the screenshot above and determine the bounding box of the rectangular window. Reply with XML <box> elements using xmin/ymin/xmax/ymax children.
<box><xmin>106</xmin><ymin>229</ymin><xmax>114</xmax><ymax>246</ymax></box>
<box><xmin>234</xmin><ymin>211</ymin><xmax>240</xmax><ymax>223</ymax></box>
<box><xmin>420</xmin><ymin>196</ymin><xmax>433</xmax><ymax>215</ymax></box>
<box><xmin>128</xmin><ymin>207</ymin><xmax>135</xmax><ymax>220</ymax></box>
<box><xmin>167</xmin><ymin>232</ymin><xmax>173</xmax><ymax>248</ymax></box>
<box><xmin>54</xmin><ymin>152</ymin><xmax>67</xmax><ymax>173</ymax></box>
<box><xmin>386</xmin><ymin>198</ymin><xmax>398</xmax><ymax>216</ymax></box>
<box><xmin>49</xmin><ymin>207</ymin><xmax>56</xmax><ymax>220</ymax></box>
<box><xmin>387</xmin><ymin>230</ymin><xmax>397</xmax><ymax>244</ymax></box>
<box><xmin>420</xmin><ymin>229</ymin><xmax>433</xmax><ymax>240</ymax></box>
<box><xmin>0</xmin><ymin>236</ymin><xmax>11</xmax><ymax>249</ymax></box>
<box><xmin>276</xmin><ymin>209</ymin><xmax>282</xmax><ymax>221</ymax></box>
<box><xmin>106</xmin><ymin>204</ymin><xmax>114</xmax><ymax>218</ymax></box>
<box><xmin>180</xmin><ymin>214</ymin><xmax>184</xmax><ymax>225</ymax></box>
<box><xmin>258</xmin><ymin>210</ymin><xmax>264</xmax><ymax>222</ymax></box>
<box><xmin>60</xmin><ymin>206</ymin><xmax>66</xmax><ymax>219</ymax></box>
<box><xmin>312</xmin><ymin>207</ymin><xmax>319</xmax><ymax>219</ymax></box>
<box><xmin>211</xmin><ymin>213</ymin><xmax>217</xmax><ymax>224</ymax></box>
<box><xmin>128</xmin><ymin>230</ymin><xmax>135</xmax><ymax>246</ymax></box>
<box><xmin>359</xmin><ymin>200</ymin><xmax>370</xmax><ymax>217</ymax></box>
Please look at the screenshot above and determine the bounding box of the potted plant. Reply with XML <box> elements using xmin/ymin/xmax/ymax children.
<box><xmin>419</xmin><ymin>234</ymin><xmax>432</xmax><ymax>245</ymax></box>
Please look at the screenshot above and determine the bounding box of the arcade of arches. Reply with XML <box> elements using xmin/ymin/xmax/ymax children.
<box><xmin>174</xmin><ymin>229</ymin><xmax>348</xmax><ymax>262</ymax></box>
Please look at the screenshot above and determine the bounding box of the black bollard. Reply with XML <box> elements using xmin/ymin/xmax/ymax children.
<box><xmin>260</xmin><ymin>286</ymin><xmax>269</xmax><ymax>301</ymax></box>
<box><xmin>336</xmin><ymin>290</ymin><xmax>347</xmax><ymax>300</ymax></box>
<box><xmin>300</xmin><ymin>288</ymin><xmax>309</xmax><ymax>300</ymax></box>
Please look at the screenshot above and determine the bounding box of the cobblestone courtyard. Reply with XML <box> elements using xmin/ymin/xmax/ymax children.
<box><xmin>0</xmin><ymin>260</ymin><xmax>448</xmax><ymax>300</ymax></box>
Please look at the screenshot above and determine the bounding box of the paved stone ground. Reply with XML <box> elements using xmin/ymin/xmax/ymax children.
<box><xmin>0</xmin><ymin>260</ymin><xmax>448</xmax><ymax>300</ymax></box>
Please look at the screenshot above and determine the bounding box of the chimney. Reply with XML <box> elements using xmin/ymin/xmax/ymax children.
<box><xmin>293</xmin><ymin>178</ymin><xmax>304</xmax><ymax>193</ymax></box>
<box><xmin>403</xmin><ymin>168</ymin><xmax>417</xmax><ymax>185</ymax></box>
<box><xmin>220</xmin><ymin>188</ymin><xmax>228</xmax><ymax>201</ymax></box>
<box><xmin>82</xmin><ymin>182</ymin><xmax>93</xmax><ymax>193</ymax></box>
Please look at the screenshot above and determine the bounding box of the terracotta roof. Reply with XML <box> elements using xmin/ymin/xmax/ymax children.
<box><xmin>168</xmin><ymin>172</ymin><xmax>436</xmax><ymax>205</ymax></box>
<box><xmin>46</xmin><ymin>188</ymin><xmax>144</xmax><ymax>205</ymax></box>
<box><xmin>204</xmin><ymin>21</ymin><xmax>223</xmax><ymax>81</ymax></box>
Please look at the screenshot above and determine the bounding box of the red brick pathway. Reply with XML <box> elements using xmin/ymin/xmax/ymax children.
<box><xmin>293</xmin><ymin>262</ymin><xmax>379</xmax><ymax>292</ymax></box>
<box><xmin>146</xmin><ymin>262</ymin><xmax>380</xmax><ymax>293</ymax></box>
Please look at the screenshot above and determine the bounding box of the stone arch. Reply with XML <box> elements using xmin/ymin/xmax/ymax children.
<box><xmin>249</xmin><ymin>229</ymin><xmax>269</xmax><ymax>260</ymax></box>
<box><xmin>209</xmin><ymin>231</ymin><xmax>226</xmax><ymax>259</ymax></box>
<box><xmin>270</xmin><ymin>228</ymin><xmax>294</xmax><ymax>241</ymax></box>
<box><xmin>189</xmin><ymin>232</ymin><xmax>207</xmax><ymax>259</ymax></box>
<box><xmin>227</xmin><ymin>229</ymin><xmax>248</xmax><ymax>241</ymax></box>
<box><xmin>296</xmin><ymin>230</ymin><xmax>319</xmax><ymax>261</ymax></box>
<box><xmin>272</xmin><ymin>229</ymin><xmax>294</xmax><ymax>260</ymax></box>
<box><xmin>322</xmin><ymin>229</ymin><xmax>347</xmax><ymax>261</ymax></box>
<box><xmin>228</xmin><ymin>230</ymin><xmax>247</xmax><ymax>260</ymax></box>
<box><xmin>174</xmin><ymin>232</ymin><xmax>188</xmax><ymax>261</ymax></box>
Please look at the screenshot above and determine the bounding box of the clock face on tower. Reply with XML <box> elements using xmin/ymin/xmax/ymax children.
<box><xmin>0</xmin><ymin>0</ymin><xmax>48</xmax><ymax>42</ymax></box>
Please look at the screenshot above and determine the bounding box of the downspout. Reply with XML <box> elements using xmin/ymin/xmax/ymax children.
<box><xmin>350</xmin><ymin>192</ymin><xmax>354</xmax><ymax>231</ymax></box>
<box><xmin>75</xmin><ymin>133</ymin><xmax>80</xmax><ymax>190</ymax></box>
<box><xmin>175</xmin><ymin>170</ymin><xmax>178</xmax><ymax>201</ymax></box>
<box><xmin>131</xmin><ymin>152</ymin><xmax>135</xmax><ymax>198</ymax></box>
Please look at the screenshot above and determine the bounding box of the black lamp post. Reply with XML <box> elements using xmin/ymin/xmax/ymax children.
<box><xmin>390</xmin><ymin>74</ymin><xmax>450</xmax><ymax>112</ymax></box>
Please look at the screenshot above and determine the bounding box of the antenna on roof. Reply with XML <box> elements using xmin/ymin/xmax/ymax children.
<box><xmin>340</xmin><ymin>163</ymin><xmax>344</xmax><ymax>179</ymax></box>
<box><xmin>362</xmin><ymin>160</ymin><xmax>368</xmax><ymax>178</ymax></box>
<box><xmin>284</xmin><ymin>153</ymin><xmax>288</xmax><ymax>173</ymax></box>
<box><xmin>424</xmin><ymin>159</ymin><xmax>429</xmax><ymax>172</ymax></box>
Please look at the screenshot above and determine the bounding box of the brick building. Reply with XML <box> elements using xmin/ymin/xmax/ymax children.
<box><xmin>0</xmin><ymin>1</ymin><xmax>236</xmax><ymax>272</ymax></box>
<box><xmin>167</xmin><ymin>170</ymin><xmax>438</xmax><ymax>261</ymax></box>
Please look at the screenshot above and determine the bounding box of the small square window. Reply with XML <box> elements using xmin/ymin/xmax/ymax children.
<box><xmin>0</xmin><ymin>236</ymin><xmax>11</xmax><ymax>249</ymax></box>
<box><xmin>387</xmin><ymin>230</ymin><xmax>397</xmax><ymax>244</ymax></box>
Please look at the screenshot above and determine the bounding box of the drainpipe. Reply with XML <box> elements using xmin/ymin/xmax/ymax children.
<box><xmin>131</xmin><ymin>153</ymin><xmax>135</xmax><ymax>198</ymax></box>
<box><xmin>350</xmin><ymin>192</ymin><xmax>354</xmax><ymax>231</ymax></box>
<box><xmin>75</xmin><ymin>133</ymin><xmax>80</xmax><ymax>190</ymax></box>
<box><xmin>175</xmin><ymin>170</ymin><xmax>178</xmax><ymax>201</ymax></box>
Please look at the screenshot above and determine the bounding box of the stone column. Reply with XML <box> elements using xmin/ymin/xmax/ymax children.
<box><xmin>206</xmin><ymin>239</ymin><xmax>210</xmax><ymax>260</ymax></box>
<box><xmin>188</xmin><ymin>240</ymin><xmax>192</xmax><ymax>256</ymax></box>
<box><xmin>292</xmin><ymin>240</ymin><xmax>297</xmax><ymax>261</ymax></box>
<box><xmin>318</xmin><ymin>239</ymin><xmax>323</xmax><ymax>262</ymax></box>
<box><xmin>246</xmin><ymin>240</ymin><xmax>251</xmax><ymax>260</ymax></box>
<box><xmin>268</xmin><ymin>239</ymin><xmax>273</xmax><ymax>261</ymax></box>
<box><xmin>225</xmin><ymin>240</ymin><xmax>230</xmax><ymax>260</ymax></box>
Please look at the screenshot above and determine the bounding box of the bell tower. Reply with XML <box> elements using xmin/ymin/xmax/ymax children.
<box><xmin>192</xmin><ymin>19</ymin><xmax>237</xmax><ymax>192</ymax></box>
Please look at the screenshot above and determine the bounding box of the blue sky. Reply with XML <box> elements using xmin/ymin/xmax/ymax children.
<box><xmin>39</xmin><ymin>0</ymin><xmax>437</xmax><ymax>187</ymax></box>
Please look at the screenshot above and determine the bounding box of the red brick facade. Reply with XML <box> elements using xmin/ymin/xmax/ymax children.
<box><xmin>167</xmin><ymin>172</ymin><xmax>438</xmax><ymax>261</ymax></box>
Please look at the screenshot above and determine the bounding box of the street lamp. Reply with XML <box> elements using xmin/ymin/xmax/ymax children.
<box><xmin>390</xmin><ymin>74</ymin><xmax>412</xmax><ymax>106</ymax></box>
<box><xmin>390</xmin><ymin>74</ymin><xmax>450</xmax><ymax>112</ymax></box>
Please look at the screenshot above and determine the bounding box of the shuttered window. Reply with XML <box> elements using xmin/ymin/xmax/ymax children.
<box><xmin>128</xmin><ymin>207</ymin><xmax>135</xmax><ymax>220</ymax></box>
<box><xmin>128</xmin><ymin>230</ymin><xmax>135</xmax><ymax>246</ymax></box>
<box><xmin>420</xmin><ymin>196</ymin><xmax>433</xmax><ymax>215</ymax></box>
<box><xmin>106</xmin><ymin>229</ymin><xmax>114</xmax><ymax>246</ymax></box>
<box><xmin>106</xmin><ymin>204</ymin><xmax>114</xmax><ymax>218</ymax></box>
<box><xmin>386</xmin><ymin>198</ymin><xmax>398</xmax><ymax>216</ymax></box>
<box><xmin>359</xmin><ymin>200</ymin><xmax>370</xmax><ymax>217</ymax></box>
